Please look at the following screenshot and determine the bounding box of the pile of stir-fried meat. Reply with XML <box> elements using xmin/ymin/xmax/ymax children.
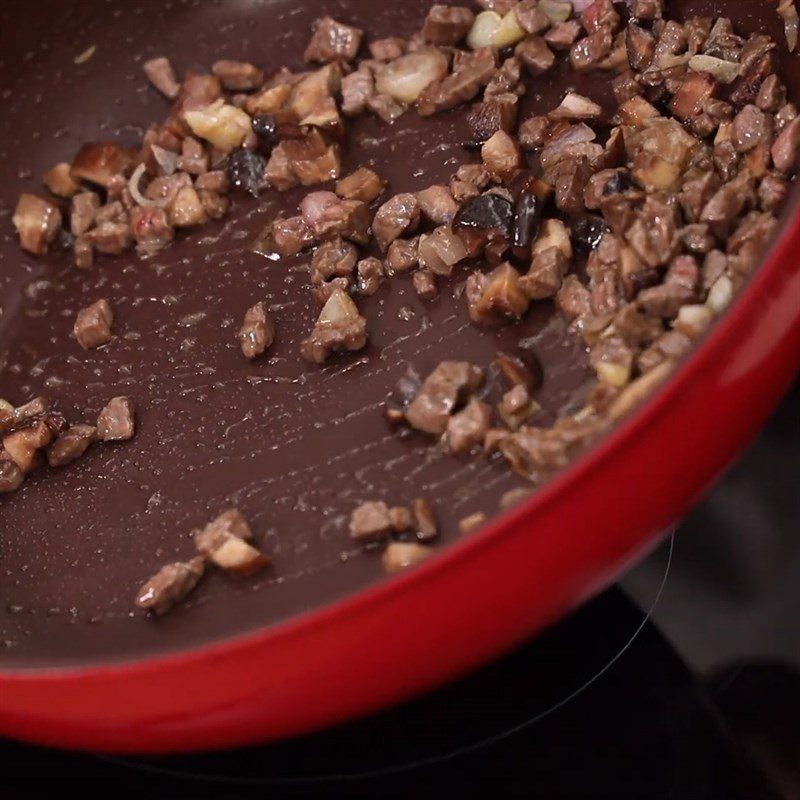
<box><xmin>5</xmin><ymin>0</ymin><xmax>800</xmax><ymax>613</ymax></box>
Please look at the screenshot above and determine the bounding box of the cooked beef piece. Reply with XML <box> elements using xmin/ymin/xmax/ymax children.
<box><xmin>411</xmin><ymin>497</ymin><xmax>439</xmax><ymax>541</ymax></box>
<box><xmin>70</xmin><ymin>191</ymin><xmax>101</xmax><ymax>237</ymax></box>
<box><xmin>304</xmin><ymin>16</ymin><xmax>363</xmax><ymax>63</ymax></box>
<box><xmin>485</xmin><ymin>57</ymin><xmax>523</xmax><ymax>97</ymax></box>
<box><xmin>516</xmin><ymin>36</ymin><xmax>556</xmax><ymax>76</ymax></box>
<box><xmin>638</xmin><ymin>329</ymin><xmax>692</xmax><ymax>373</ymax></box>
<box><xmin>349</xmin><ymin>500</ymin><xmax>393</xmax><ymax>542</ymax></box>
<box><xmin>369</xmin><ymin>37</ymin><xmax>406</xmax><ymax>61</ymax></box>
<box><xmin>212</xmin><ymin>60</ymin><xmax>264</xmax><ymax>91</ymax></box>
<box><xmin>341</xmin><ymin>65</ymin><xmax>375</xmax><ymax>116</ymax></box>
<box><xmin>143</xmin><ymin>57</ymin><xmax>181</xmax><ymax>99</ymax></box>
<box><xmin>731</xmin><ymin>104</ymin><xmax>772</xmax><ymax>152</ymax></box>
<box><xmin>498</xmin><ymin>383</ymin><xmax>538</xmax><ymax>430</ymax></box>
<box><xmin>238</xmin><ymin>302</ymin><xmax>276</xmax><ymax>359</ymax></box>
<box><xmin>310</xmin><ymin>236</ymin><xmax>358</xmax><ymax>285</ymax></box>
<box><xmin>97</xmin><ymin>396</ymin><xmax>136</xmax><ymax>441</ymax></box>
<box><xmin>418</xmin><ymin>47</ymin><xmax>497</xmax><ymax>116</ymax></box>
<box><xmin>335</xmin><ymin>167</ymin><xmax>385</xmax><ymax>202</ymax></box>
<box><xmin>626</xmin><ymin>22</ymin><xmax>656</xmax><ymax>71</ymax></box>
<box><xmin>47</xmin><ymin>425</ymin><xmax>97</xmax><ymax>468</ymax></box>
<box><xmin>413</xmin><ymin>268</ymin><xmax>439</xmax><ymax>301</ymax></box>
<box><xmin>582</xmin><ymin>0</ymin><xmax>620</xmax><ymax>34</ymax></box>
<box><xmin>416</xmin><ymin>185</ymin><xmax>459</xmax><ymax>225</ymax></box>
<box><xmin>518</xmin><ymin>115</ymin><xmax>550</xmax><ymax>149</ymax></box>
<box><xmin>404</xmin><ymin>360</ymin><xmax>484</xmax><ymax>435</ymax></box>
<box><xmin>514</xmin><ymin>0</ymin><xmax>550</xmax><ymax>34</ymax></box>
<box><xmin>467</xmin><ymin>94</ymin><xmax>519</xmax><ymax>141</ymax></box>
<box><xmin>177</xmin><ymin>136</ymin><xmax>209</xmax><ymax>175</ymax></box>
<box><xmin>556</xmin><ymin>274</ymin><xmax>592</xmax><ymax>319</ymax></box>
<box><xmin>373</xmin><ymin>193</ymin><xmax>421</xmax><ymax>250</ymax></box>
<box><xmin>382</xmin><ymin>541</ymin><xmax>432</xmax><ymax>574</ymax></box>
<box><xmin>3</xmin><ymin>420</ymin><xmax>53</xmax><ymax>473</ymax></box>
<box><xmin>386</xmin><ymin>237</ymin><xmax>420</xmax><ymax>274</ymax></box>
<box><xmin>267</xmin><ymin>216</ymin><xmax>311</xmax><ymax>258</ymax></box>
<box><xmin>637</xmin><ymin>255</ymin><xmax>699</xmax><ymax>317</ymax></box>
<box><xmin>300</xmin><ymin>288</ymin><xmax>368</xmax><ymax>363</ymax></box>
<box><xmin>74</xmin><ymin>299</ymin><xmax>114</xmax><ymax>350</ymax></box>
<box><xmin>758</xmin><ymin>174</ymin><xmax>789</xmax><ymax>213</ymax></box>
<box><xmin>131</xmin><ymin>206</ymin><xmax>175</xmax><ymax>255</ymax></box>
<box><xmin>367</xmin><ymin>92</ymin><xmax>407</xmax><ymax>123</ymax></box>
<box><xmin>545</xmin><ymin>20</ymin><xmax>582</xmax><ymax>50</ymax></box>
<box><xmin>74</xmin><ymin>231</ymin><xmax>93</xmax><ymax>266</ymax></box>
<box><xmin>446</xmin><ymin>397</ymin><xmax>492</xmax><ymax>454</ymax></box>
<box><xmin>136</xmin><ymin>557</ymin><xmax>205</xmax><ymax>615</ymax></box>
<box><xmin>194</xmin><ymin>508</ymin><xmax>269</xmax><ymax>574</ymax></box>
<box><xmin>771</xmin><ymin>116</ymin><xmax>800</xmax><ymax>173</ymax></box>
<box><xmin>520</xmin><ymin>247</ymin><xmax>568</xmax><ymax>299</ymax></box>
<box><xmin>388</xmin><ymin>505</ymin><xmax>414</xmax><ymax>533</ymax></box>
<box><xmin>0</xmin><ymin>458</ymin><xmax>24</xmax><ymax>493</ymax></box>
<box><xmin>570</xmin><ymin>27</ymin><xmax>614</xmax><ymax>71</ymax></box>
<box><xmin>302</xmin><ymin>193</ymin><xmax>371</xmax><ymax>243</ymax></box>
<box><xmin>421</xmin><ymin>4</ymin><xmax>474</xmax><ymax>46</ymax></box>
<box><xmin>356</xmin><ymin>257</ymin><xmax>384</xmax><ymax>296</ymax></box>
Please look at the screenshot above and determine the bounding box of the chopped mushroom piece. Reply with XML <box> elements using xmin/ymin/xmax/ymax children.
<box><xmin>44</xmin><ymin>162</ymin><xmax>82</xmax><ymax>198</ymax></box>
<box><xmin>74</xmin><ymin>299</ymin><xmax>114</xmax><ymax>350</ymax></box>
<box><xmin>70</xmin><ymin>142</ymin><xmax>134</xmax><ymax>187</ymax></box>
<box><xmin>382</xmin><ymin>541</ymin><xmax>433</xmax><ymax>574</ymax></box>
<box><xmin>238</xmin><ymin>302</ymin><xmax>276</xmax><ymax>359</ymax></box>
<box><xmin>136</xmin><ymin>557</ymin><xmax>205</xmax><ymax>615</ymax></box>
<box><xmin>97</xmin><ymin>396</ymin><xmax>136</xmax><ymax>441</ymax></box>
<box><xmin>12</xmin><ymin>194</ymin><xmax>63</xmax><ymax>255</ymax></box>
<box><xmin>459</xmin><ymin>511</ymin><xmax>487</xmax><ymax>533</ymax></box>
<box><xmin>0</xmin><ymin>459</ymin><xmax>24</xmax><ymax>494</ymax></box>
<box><xmin>194</xmin><ymin>508</ymin><xmax>270</xmax><ymax>575</ymax></box>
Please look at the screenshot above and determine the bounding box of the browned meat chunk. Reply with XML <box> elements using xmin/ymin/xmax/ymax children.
<box><xmin>271</xmin><ymin>216</ymin><xmax>315</xmax><ymax>256</ymax></box>
<box><xmin>136</xmin><ymin>557</ymin><xmax>205</xmax><ymax>615</ymax></box>
<box><xmin>341</xmin><ymin>65</ymin><xmax>375</xmax><ymax>116</ymax></box>
<box><xmin>47</xmin><ymin>425</ymin><xmax>97</xmax><ymax>468</ymax></box>
<box><xmin>514</xmin><ymin>1</ymin><xmax>549</xmax><ymax>34</ymax></box>
<box><xmin>520</xmin><ymin>247</ymin><xmax>568</xmax><ymax>299</ymax></box>
<box><xmin>418</xmin><ymin>47</ymin><xmax>497</xmax><ymax>116</ymax></box>
<box><xmin>446</xmin><ymin>398</ymin><xmax>492</xmax><ymax>454</ymax></box>
<box><xmin>131</xmin><ymin>206</ymin><xmax>175</xmax><ymax>255</ymax></box>
<box><xmin>416</xmin><ymin>184</ymin><xmax>459</xmax><ymax>225</ymax></box>
<box><xmin>194</xmin><ymin>508</ymin><xmax>269</xmax><ymax>574</ymax></box>
<box><xmin>349</xmin><ymin>500</ymin><xmax>393</xmax><ymax>542</ymax></box>
<box><xmin>97</xmin><ymin>396</ymin><xmax>136</xmax><ymax>441</ymax></box>
<box><xmin>335</xmin><ymin>167</ymin><xmax>385</xmax><ymax>203</ymax></box>
<box><xmin>515</xmin><ymin>36</ymin><xmax>556</xmax><ymax>76</ymax></box>
<box><xmin>468</xmin><ymin>262</ymin><xmax>530</xmax><ymax>323</ymax></box>
<box><xmin>499</xmin><ymin>384</ymin><xmax>538</xmax><ymax>430</ymax></box>
<box><xmin>386</xmin><ymin>237</ymin><xmax>420</xmax><ymax>274</ymax></box>
<box><xmin>771</xmin><ymin>116</ymin><xmax>800</xmax><ymax>173</ymax></box>
<box><xmin>238</xmin><ymin>302</ymin><xmax>276</xmax><ymax>359</ymax></box>
<box><xmin>212</xmin><ymin>59</ymin><xmax>264</xmax><ymax>91</ymax></box>
<box><xmin>310</xmin><ymin>236</ymin><xmax>358</xmax><ymax>285</ymax></box>
<box><xmin>556</xmin><ymin>275</ymin><xmax>592</xmax><ymax>319</ymax></box>
<box><xmin>570</xmin><ymin>28</ymin><xmax>614</xmax><ymax>71</ymax></box>
<box><xmin>74</xmin><ymin>299</ymin><xmax>114</xmax><ymax>350</ymax></box>
<box><xmin>0</xmin><ymin>458</ymin><xmax>24</xmax><ymax>494</ymax></box>
<box><xmin>304</xmin><ymin>16</ymin><xmax>363</xmax><ymax>63</ymax></box>
<box><xmin>300</xmin><ymin>288</ymin><xmax>368</xmax><ymax>363</ymax></box>
<box><xmin>405</xmin><ymin>361</ymin><xmax>484</xmax><ymax>435</ymax></box>
<box><xmin>3</xmin><ymin>420</ymin><xmax>53</xmax><ymax>473</ymax></box>
<box><xmin>143</xmin><ymin>57</ymin><xmax>181</xmax><ymax>99</ymax></box>
<box><xmin>357</xmin><ymin>257</ymin><xmax>384</xmax><ymax>296</ymax></box>
<box><xmin>369</xmin><ymin>38</ymin><xmax>406</xmax><ymax>61</ymax></box>
<box><xmin>373</xmin><ymin>193</ymin><xmax>421</xmax><ymax>251</ymax></box>
<box><xmin>582</xmin><ymin>0</ymin><xmax>620</xmax><ymax>34</ymax></box>
<box><xmin>413</xmin><ymin>268</ymin><xmax>439</xmax><ymax>300</ymax></box>
<box><xmin>12</xmin><ymin>194</ymin><xmax>62</xmax><ymax>255</ymax></box>
<box><xmin>731</xmin><ymin>104</ymin><xmax>771</xmax><ymax>152</ymax></box>
<box><xmin>70</xmin><ymin>191</ymin><xmax>100</xmax><ymax>237</ymax></box>
<box><xmin>421</xmin><ymin>5</ymin><xmax>474</xmax><ymax>45</ymax></box>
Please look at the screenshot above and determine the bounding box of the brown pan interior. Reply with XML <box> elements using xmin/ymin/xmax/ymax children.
<box><xmin>0</xmin><ymin>0</ymin><xmax>795</xmax><ymax>668</ymax></box>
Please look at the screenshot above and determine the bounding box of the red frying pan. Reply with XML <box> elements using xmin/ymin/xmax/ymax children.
<box><xmin>1</xmin><ymin>0</ymin><xmax>799</xmax><ymax>753</ymax></box>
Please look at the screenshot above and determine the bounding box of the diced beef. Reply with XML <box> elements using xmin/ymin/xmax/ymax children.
<box><xmin>515</xmin><ymin>1</ymin><xmax>550</xmax><ymax>35</ymax></box>
<box><xmin>570</xmin><ymin>27</ymin><xmax>614</xmax><ymax>71</ymax></box>
<box><xmin>446</xmin><ymin>397</ymin><xmax>492</xmax><ymax>454</ymax></box>
<box><xmin>467</xmin><ymin>94</ymin><xmax>519</xmax><ymax>141</ymax></box>
<box><xmin>416</xmin><ymin>184</ymin><xmax>459</xmax><ymax>225</ymax></box>
<box><xmin>12</xmin><ymin>194</ymin><xmax>63</xmax><ymax>255</ymax></box>
<box><xmin>412</xmin><ymin>268</ymin><xmax>439</xmax><ymax>300</ymax></box>
<box><xmin>520</xmin><ymin>247</ymin><xmax>568</xmax><ymax>299</ymax></box>
<box><xmin>386</xmin><ymin>237</ymin><xmax>420</xmax><ymax>274</ymax></box>
<box><xmin>418</xmin><ymin>47</ymin><xmax>497</xmax><ymax>116</ymax></box>
<box><xmin>335</xmin><ymin>167</ymin><xmax>385</xmax><ymax>203</ymax></box>
<box><xmin>3</xmin><ymin>420</ymin><xmax>53</xmax><ymax>473</ymax></box>
<box><xmin>349</xmin><ymin>500</ymin><xmax>393</xmax><ymax>542</ymax></box>
<box><xmin>515</xmin><ymin>36</ymin><xmax>556</xmax><ymax>76</ymax></box>
<box><xmin>238</xmin><ymin>301</ymin><xmax>276</xmax><ymax>359</ymax></box>
<box><xmin>356</xmin><ymin>257</ymin><xmax>384</xmax><ymax>296</ymax></box>
<box><xmin>771</xmin><ymin>116</ymin><xmax>800</xmax><ymax>173</ymax></box>
<box><xmin>97</xmin><ymin>396</ymin><xmax>136</xmax><ymax>441</ymax></box>
<box><xmin>373</xmin><ymin>193</ymin><xmax>421</xmax><ymax>251</ymax></box>
<box><xmin>421</xmin><ymin>5</ymin><xmax>474</xmax><ymax>46</ymax></box>
<box><xmin>47</xmin><ymin>425</ymin><xmax>97</xmax><ymax>467</ymax></box>
<box><xmin>212</xmin><ymin>60</ymin><xmax>264</xmax><ymax>91</ymax></box>
<box><xmin>304</xmin><ymin>16</ymin><xmax>363</xmax><ymax>63</ymax></box>
<box><xmin>143</xmin><ymin>57</ymin><xmax>181</xmax><ymax>99</ymax></box>
<box><xmin>74</xmin><ymin>299</ymin><xmax>114</xmax><ymax>350</ymax></box>
<box><xmin>70</xmin><ymin>191</ymin><xmax>101</xmax><ymax>237</ymax></box>
<box><xmin>545</xmin><ymin>20</ymin><xmax>583</xmax><ymax>51</ymax></box>
<box><xmin>556</xmin><ymin>274</ymin><xmax>592</xmax><ymax>319</ymax></box>
<box><xmin>136</xmin><ymin>557</ymin><xmax>205</xmax><ymax>615</ymax></box>
<box><xmin>404</xmin><ymin>361</ymin><xmax>484</xmax><ymax>435</ymax></box>
<box><xmin>341</xmin><ymin>65</ymin><xmax>375</xmax><ymax>116</ymax></box>
<box><xmin>131</xmin><ymin>206</ymin><xmax>175</xmax><ymax>255</ymax></box>
<box><xmin>369</xmin><ymin>38</ymin><xmax>406</xmax><ymax>61</ymax></box>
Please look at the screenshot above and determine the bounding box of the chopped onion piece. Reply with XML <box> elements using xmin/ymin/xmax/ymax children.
<box><xmin>151</xmin><ymin>145</ymin><xmax>178</xmax><ymax>176</ymax></box>
<box><xmin>688</xmin><ymin>54</ymin><xmax>740</xmax><ymax>84</ymax></box>
<box><xmin>375</xmin><ymin>50</ymin><xmax>449</xmax><ymax>104</ymax></box>
<box><xmin>128</xmin><ymin>163</ymin><xmax>168</xmax><ymax>208</ymax></box>
<box><xmin>466</xmin><ymin>11</ymin><xmax>502</xmax><ymax>50</ymax></box>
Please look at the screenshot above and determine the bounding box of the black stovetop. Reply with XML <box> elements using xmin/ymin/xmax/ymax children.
<box><xmin>2</xmin><ymin>382</ymin><xmax>797</xmax><ymax>799</ymax></box>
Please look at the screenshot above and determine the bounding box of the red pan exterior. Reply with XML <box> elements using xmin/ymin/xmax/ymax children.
<box><xmin>1</xmin><ymin>210</ymin><xmax>798</xmax><ymax>753</ymax></box>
